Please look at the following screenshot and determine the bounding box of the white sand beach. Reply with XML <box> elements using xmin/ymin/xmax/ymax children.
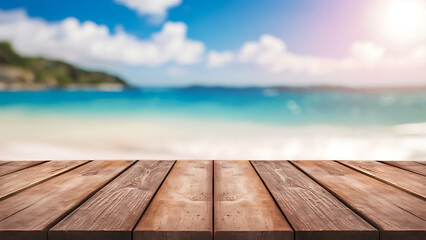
<box><xmin>1</xmin><ymin>113</ymin><xmax>425</xmax><ymax>160</ymax></box>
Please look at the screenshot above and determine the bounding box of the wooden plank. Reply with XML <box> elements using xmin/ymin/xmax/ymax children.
<box><xmin>382</xmin><ymin>161</ymin><xmax>426</xmax><ymax>176</ymax></box>
<box><xmin>0</xmin><ymin>160</ymin><xmax>89</xmax><ymax>200</ymax></box>
<box><xmin>0</xmin><ymin>161</ymin><xmax>10</xmax><ymax>166</ymax></box>
<box><xmin>293</xmin><ymin>160</ymin><xmax>426</xmax><ymax>240</ymax></box>
<box><xmin>340</xmin><ymin>161</ymin><xmax>426</xmax><ymax>199</ymax></box>
<box><xmin>0</xmin><ymin>161</ymin><xmax>45</xmax><ymax>176</ymax></box>
<box><xmin>0</xmin><ymin>160</ymin><xmax>134</xmax><ymax>240</ymax></box>
<box><xmin>134</xmin><ymin>160</ymin><xmax>213</xmax><ymax>240</ymax></box>
<box><xmin>251</xmin><ymin>161</ymin><xmax>377</xmax><ymax>240</ymax></box>
<box><xmin>214</xmin><ymin>160</ymin><xmax>293</xmax><ymax>240</ymax></box>
<box><xmin>49</xmin><ymin>160</ymin><xmax>175</xmax><ymax>240</ymax></box>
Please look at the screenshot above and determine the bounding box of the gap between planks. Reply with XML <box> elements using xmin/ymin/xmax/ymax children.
<box><xmin>0</xmin><ymin>160</ymin><xmax>135</xmax><ymax>240</ymax></box>
<box><xmin>338</xmin><ymin>161</ymin><xmax>425</xmax><ymax>200</ymax></box>
<box><xmin>380</xmin><ymin>161</ymin><xmax>426</xmax><ymax>176</ymax></box>
<box><xmin>0</xmin><ymin>160</ymin><xmax>90</xmax><ymax>200</ymax></box>
<box><xmin>134</xmin><ymin>160</ymin><xmax>213</xmax><ymax>240</ymax></box>
<box><xmin>0</xmin><ymin>161</ymin><xmax>47</xmax><ymax>177</ymax></box>
<box><xmin>251</xmin><ymin>160</ymin><xmax>377</xmax><ymax>240</ymax></box>
<box><xmin>50</xmin><ymin>160</ymin><xmax>175</xmax><ymax>240</ymax></box>
<box><xmin>292</xmin><ymin>160</ymin><xmax>426</xmax><ymax>240</ymax></box>
<box><xmin>214</xmin><ymin>160</ymin><xmax>293</xmax><ymax>240</ymax></box>
<box><xmin>1</xmin><ymin>160</ymin><xmax>424</xmax><ymax>240</ymax></box>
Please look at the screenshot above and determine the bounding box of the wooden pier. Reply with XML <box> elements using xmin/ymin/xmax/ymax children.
<box><xmin>0</xmin><ymin>160</ymin><xmax>424</xmax><ymax>240</ymax></box>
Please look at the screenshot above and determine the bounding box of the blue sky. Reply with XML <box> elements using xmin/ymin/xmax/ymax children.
<box><xmin>0</xmin><ymin>0</ymin><xmax>425</xmax><ymax>87</ymax></box>
<box><xmin>0</xmin><ymin>0</ymin><xmax>369</xmax><ymax>56</ymax></box>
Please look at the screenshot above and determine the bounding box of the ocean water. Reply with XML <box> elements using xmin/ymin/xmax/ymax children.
<box><xmin>0</xmin><ymin>88</ymin><xmax>425</xmax><ymax>160</ymax></box>
<box><xmin>1</xmin><ymin>87</ymin><xmax>426</xmax><ymax>125</ymax></box>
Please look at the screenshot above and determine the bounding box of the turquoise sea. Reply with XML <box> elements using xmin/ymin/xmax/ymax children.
<box><xmin>0</xmin><ymin>87</ymin><xmax>426</xmax><ymax>160</ymax></box>
<box><xmin>1</xmin><ymin>87</ymin><xmax>426</xmax><ymax>125</ymax></box>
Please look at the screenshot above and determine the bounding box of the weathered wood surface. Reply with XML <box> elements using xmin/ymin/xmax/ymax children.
<box><xmin>382</xmin><ymin>161</ymin><xmax>426</xmax><ymax>176</ymax></box>
<box><xmin>0</xmin><ymin>160</ymin><xmax>133</xmax><ymax>240</ymax></box>
<box><xmin>50</xmin><ymin>160</ymin><xmax>175</xmax><ymax>240</ymax></box>
<box><xmin>214</xmin><ymin>161</ymin><xmax>293</xmax><ymax>240</ymax></box>
<box><xmin>293</xmin><ymin>160</ymin><xmax>426</xmax><ymax>240</ymax></box>
<box><xmin>340</xmin><ymin>161</ymin><xmax>426</xmax><ymax>199</ymax></box>
<box><xmin>0</xmin><ymin>161</ymin><xmax>45</xmax><ymax>177</ymax></box>
<box><xmin>134</xmin><ymin>160</ymin><xmax>213</xmax><ymax>240</ymax></box>
<box><xmin>0</xmin><ymin>160</ymin><xmax>424</xmax><ymax>240</ymax></box>
<box><xmin>0</xmin><ymin>161</ymin><xmax>10</xmax><ymax>166</ymax></box>
<box><xmin>251</xmin><ymin>161</ymin><xmax>377</xmax><ymax>240</ymax></box>
<box><xmin>0</xmin><ymin>160</ymin><xmax>89</xmax><ymax>200</ymax></box>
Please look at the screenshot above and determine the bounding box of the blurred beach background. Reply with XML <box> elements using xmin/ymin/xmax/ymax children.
<box><xmin>0</xmin><ymin>0</ymin><xmax>425</xmax><ymax>160</ymax></box>
<box><xmin>1</xmin><ymin>88</ymin><xmax>425</xmax><ymax>160</ymax></box>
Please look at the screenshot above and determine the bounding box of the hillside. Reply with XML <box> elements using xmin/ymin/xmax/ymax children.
<box><xmin>0</xmin><ymin>42</ymin><xmax>130</xmax><ymax>90</ymax></box>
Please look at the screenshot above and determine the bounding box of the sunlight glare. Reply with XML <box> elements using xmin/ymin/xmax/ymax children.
<box><xmin>383</xmin><ymin>0</ymin><xmax>426</xmax><ymax>44</ymax></box>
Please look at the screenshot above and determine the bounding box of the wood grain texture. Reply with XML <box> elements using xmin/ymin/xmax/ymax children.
<box><xmin>214</xmin><ymin>161</ymin><xmax>292</xmax><ymax>240</ymax></box>
<box><xmin>340</xmin><ymin>161</ymin><xmax>426</xmax><ymax>199</ymax></box>
<box><xmin>251</xmin><ymin>161</ymin><xmax>377</xmax><ymax>240</ymax></box>
<box><xmin>0</xmin><ymin>161</ymin><xmax>10</xmax><ymax>166</ymax></box>
<box><xmin>134</xmin><ymin>160</ymin><xmax>213</xmax><ymax>240</ymax></box>
<box><xmin>0</xmin><ymin>160</ymin><xmax>89</xmax><ymax>200</ymax></box>
<box><xmin>49</xmin><ymin>160</ymin><xmax>175</xmax><ymax>240</ymax></box>
<box><xmin>382</xmin><ymin>161</ymin><xmax>426</xmax><ymax>176</ymax></box>
<box><xmin>0</xmin><ymin>160</ymin><xmax>133</xmax><ymax>240</ymax></box>
<box><xmin>0</xmin><ymin>161</ymin><xmax>45</xmax><ymax>176</ymax></box>
<box><xmin>293</xmin><ymin>160</ymin><xmax>426</xmax><ymax>240</ymax></box>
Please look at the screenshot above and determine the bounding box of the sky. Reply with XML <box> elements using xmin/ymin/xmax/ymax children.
<box><xmin>0</xmin><ymin>0</ymin><xmax>425</xmax><ymax>87</ymax></box>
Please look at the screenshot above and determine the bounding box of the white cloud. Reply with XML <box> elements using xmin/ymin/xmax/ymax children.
<box><xmin>351</xmin><ymin>41</ymin><xmax>385</xmax><ymax>63</ymax></box>
<box><xmin>207</xmin><ymin>51</ymin><xmax>234</xmax><ymax>67</ymax></box>
<box><xmin>201</xmin><ymin>34</ymin><xmax>425</xmax><ymax>87</ymax></box>
<box><xmin>236</xmin><ymin>35</ymin><xmax>388</xmax><ymax>74</ymax></box>
<box><xmin>0</xmin><ymin>9</ymin><xmax>204</xmax><ymax>67</ymax></box>
<box><xmin>229</xmin><ymin>34</ymin><xmax>426</xmax><ymax>77</ymax></box>
<box><xmin>239</xmin><ymin>35</ymin><xmax>286</xmax><ymax>64</ymax></box>
<box><xmin>115</xmin><ymin>0</ymin><xmax>181</xmax><ymax>22</ymax></box>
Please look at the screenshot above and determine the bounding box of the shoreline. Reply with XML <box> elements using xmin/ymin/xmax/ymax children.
<box><xmin>1</xmin><ymin>85</ymin><xmax>426</xmax><ymax>92</ymax></box>
<box><xmin>1</xmin><ymin>113</ymin><xmax>425</xmax><ymax>160</ymax></box>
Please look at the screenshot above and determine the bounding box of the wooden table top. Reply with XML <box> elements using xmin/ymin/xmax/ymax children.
<box><xmin>0</xmin><ymin>160</ymin><xmax>424</xmax><ymax>240</ymax></box>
